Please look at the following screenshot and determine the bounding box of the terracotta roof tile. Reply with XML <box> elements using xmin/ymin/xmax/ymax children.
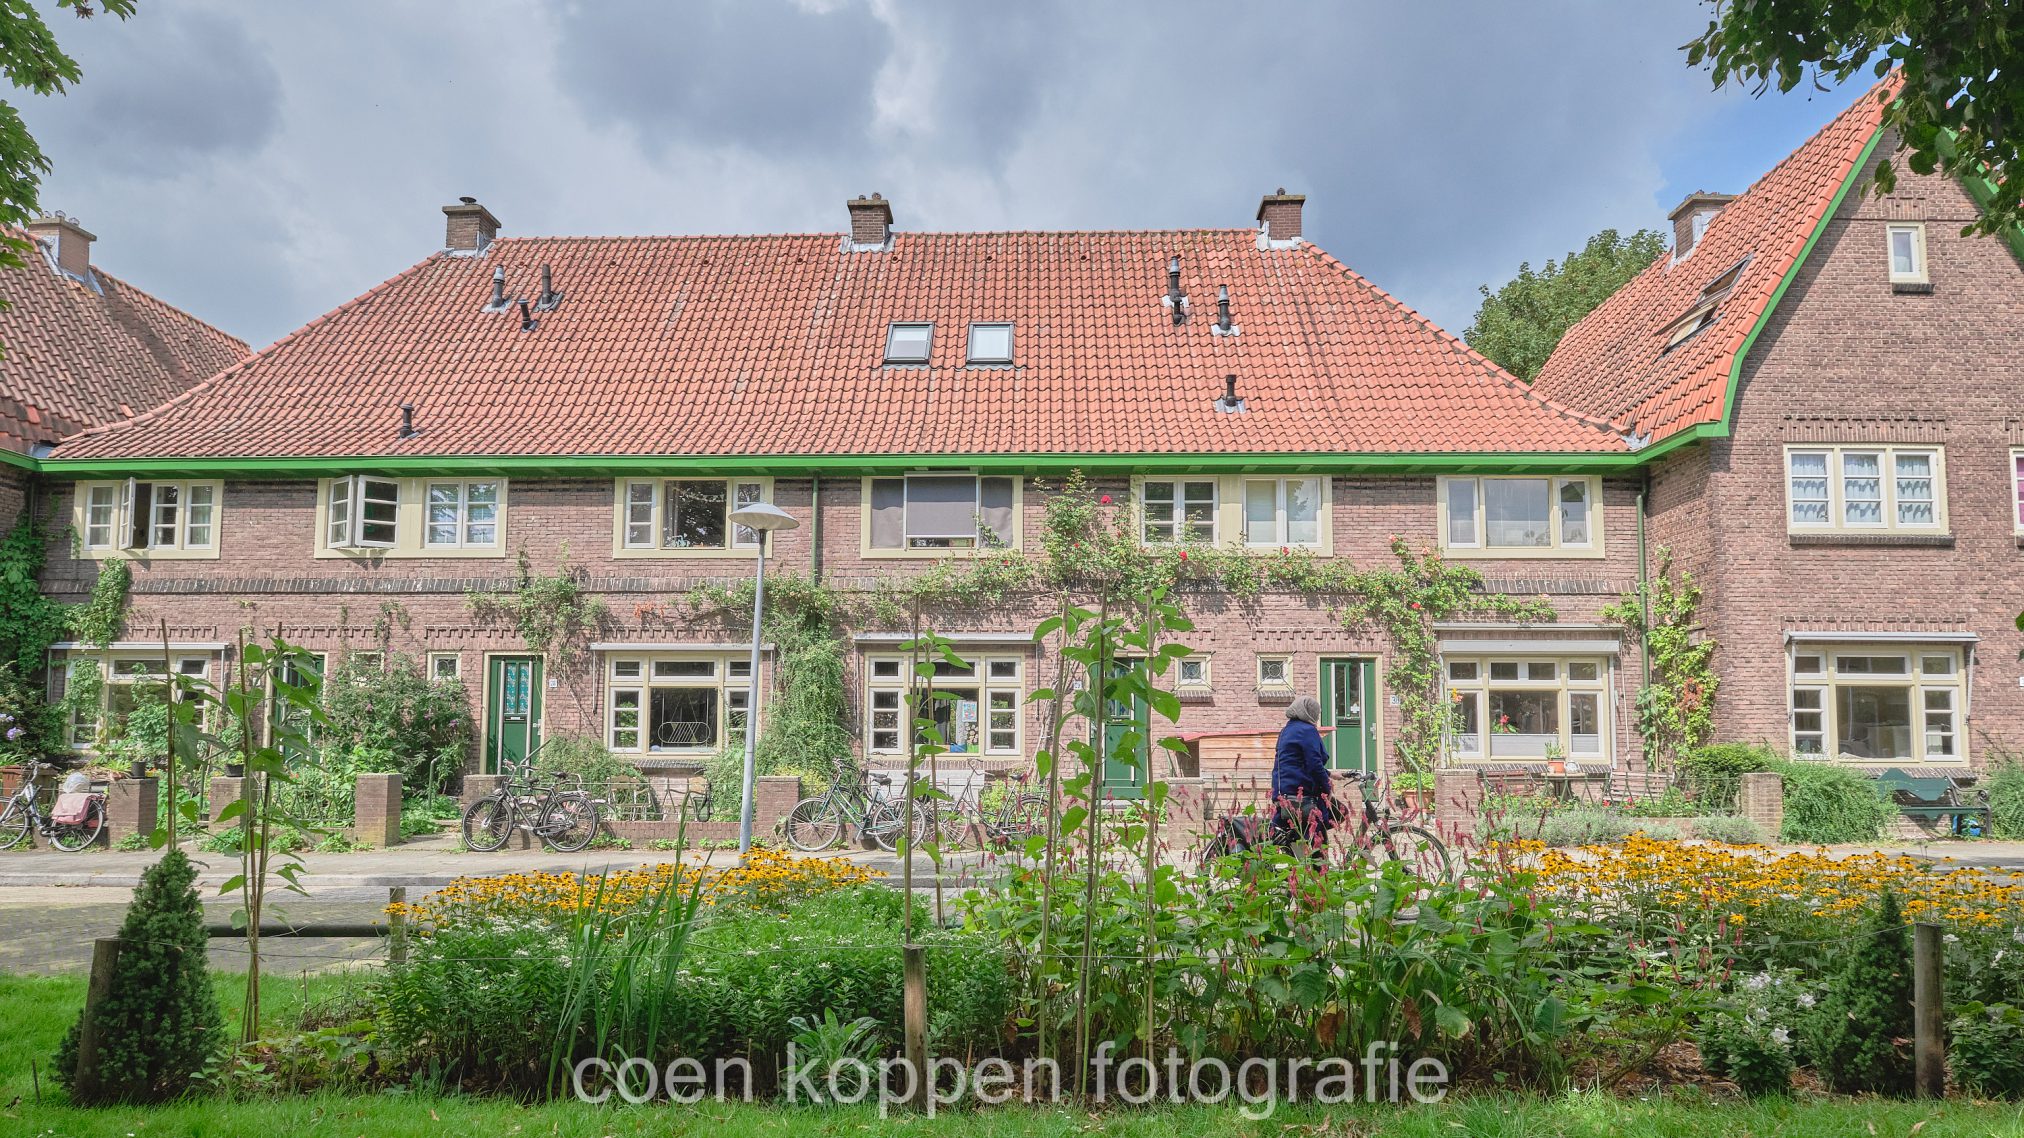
<box><xmin>0</xmin><ymin>234</ymin><xmax>248</xmax><ymax>454</ymax></box>
<box><xmin>54</xmin><ymin>228</ymin><xmax>1624</xmax><ymax>461</ymax></box>
<box><xmin>1531</xmin><ymin>81</ymin><xmax>1895</xmax><ymax>443</ymax></box>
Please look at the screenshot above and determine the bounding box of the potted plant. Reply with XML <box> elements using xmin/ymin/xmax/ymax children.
<box><xmin>1544</xmin><ymin>741</ymin><xmax>1567</xmax><ymax>776</ymax></box>
<box><xmin>1392</xmin><ymin>768</ymin><xmax>1435</xmax><ymax>811</ymax></box>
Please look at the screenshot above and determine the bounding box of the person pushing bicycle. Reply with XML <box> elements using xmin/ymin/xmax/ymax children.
<box><xmin>1270</xmin><ymin>696</ymin><xmax>1337</xmax><ymax>860</ymax></box>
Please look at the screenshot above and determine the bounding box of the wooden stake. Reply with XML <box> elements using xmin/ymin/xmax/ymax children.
<box><xmin>388</xmin><ymin>886</ymin><xmax>408</xmax><ymax>965</ymax></box>
<box><xmin>903</xmin><ymin>942</ymin><xmax>928</xmax><ymax>1109</ymax></box>
<box><xmin>161</xmin><ymin>619</ymin><xmax>176</xmax><ymax>849</ymax></box>
<box><xmin>1913</xmin><ymin>921</ymin><xmax>1945</xmax><ymax>1098</ymax></box>
<box><xmin>73</xmin><ymin>937</ymin><xmax>123</xmax><ymax>1103</ymax></box>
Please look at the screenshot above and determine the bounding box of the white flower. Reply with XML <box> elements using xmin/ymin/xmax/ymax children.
<box><xmin>1770</xmin><ymin>1027</ymin><xmax>1791</xmax><ymax>1046</ymax></box>
<box><xmin>1797</xmin><ymin>992</ymin><xmax>1816</xmax><ymax>1008</ymax></box>
<box><xmin>2013</xmin><ymin>927</ymin><xmax>2024</xmax><ymax>945</ymax></box>
<box><xmin>1744</xmin><ymin>973</ymin><xmax>1772</xmax><ymax>991</ymax></box>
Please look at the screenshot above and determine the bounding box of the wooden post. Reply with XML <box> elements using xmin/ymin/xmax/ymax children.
<box><xmin>1913</xmin><ymin>921</ymin><xmax>1945</xmax><ymax>1098</ymax></box>
<box><xmin>903</xmin><ymin>942</ymin><xmax>927</xmax><ymax>1109</ymax></box>
<box><xmin>72</xmin><ymin>937</ymin><xmax>123</xmax><ymax>1102</ymax></box>
<box><xmin>388</xmin><ymin>886</ymin><xmax>408</xmax><ymax>965</ymax></box>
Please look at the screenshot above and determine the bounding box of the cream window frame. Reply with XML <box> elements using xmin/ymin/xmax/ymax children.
<box><xmin>427</xmin><ymin>652</ymin><xmax>462</xmax><ymax>682</ymax></box>
<box><xmin>1176</xmin><ymin>652</ymin><xmax>1212</xmax><ymax>691</ymax></box>
<box><xmin>1788</xmin><ymin>644</ymin><xmax>1965</xmax><ymax>764</ymax></box>
<box><xmin>1255</xmin><ymin>654</ymin><xmax>1293</xmax><ymax>691</ymax></box>
<box><xmin>2011</xmin><ymin>448</ymin><xmax>2023</xmax><ymax>535</ymax></box>
<box><xmin>603</xmin><ymin>651</ymin><xmax>750</xmax><ymax>755</ymax></box>
<box><xmin>863</xmin><ymin>653</ymin><xmax>1023</xmax><ymax>757</ymax></box>
<box><xmin>1443</xmin><ymin>655</ymin><xmax>1611</xmax><ymax>763</ymax></box>
<box><xmin>1886</xmin><ymin>222</ymin><xmax>1929</xmax><ymax>285</ymax></box>
<box><xmin>859</xmin><ymin>475</ymin><xmax>1022</xmax><ymax>559</ymax></box>
<box><xmin>1136</xmin><ymin>477</ymin><xmax>1219</xmax><ymax>545</ymax></box>
<box><xmin>72</xmin><ymin>479</ymin><xmax>223</xmax><ymax>560</ymax></box>
<box><xmin>611</xmin><ymin>477</ymin><xmax>772</xmax><ymax>560</ymax></box>
<box><xmin>1782</xmin><ymin>446</ymin><xmax>1948</xmax><ymax>535</ymax></box>
<box><xmin>422</xmin><ymin>480</ymin><xmax>503</xmax><ymax>549</ymax></box>
<box><xmin>1436</xmin><ymin>475</ymin><xmax>1604</xmax><ymax>559</ymax></box>
<box><xmin>1240</xmin><ymin>477</ymin><xmax>1324</xmax><ymax>548</ymax></box>
<box><xmin>63</xmin><ymin>651</ymin><xmax>214</xmax><ymax>751</ymax></box>
<box><xmin>316</xmin><ymin>477</ymin><xmax>508</xmax><ymax>558</ymax></box>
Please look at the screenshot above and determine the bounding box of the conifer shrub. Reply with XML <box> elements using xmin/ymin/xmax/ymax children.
<box><xmin>53</xmin><ymin>848</ymin><xmax>224</xmax><ymax>1103</ymax></box>
<box><xmin>1804</xmin><ymin>890</ymin><xmax>1914</xmax><ymax>1096</ymax></box>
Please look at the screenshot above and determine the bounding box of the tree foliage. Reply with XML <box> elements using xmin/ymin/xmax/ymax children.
<box><xmin>1686</xmin><ymin>0</ymin><xmax>2023</xmax><ymax>238</ymax></box>
<box><xmin>0</xmin><ymin>2</ymin><xmax>137</xmax><ymax>276</ymax></box>
<box><xmin>1464</xmin><ymin>228</ymin><xmax>1666</xmax><ymax>380</ymax></box>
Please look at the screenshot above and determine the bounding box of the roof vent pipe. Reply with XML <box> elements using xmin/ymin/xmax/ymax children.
<box><xmin>487</xmin><ymin>266</ymin><xmax>506</xmax><ymax>310</ymax></box>
<box><xmin>519</xmin><ymin>299</ymin><xmax>536</xmax><ymax>332</ymax></box>
<box><xmin>398</xmin><ymin>402</ymin><xmax>416</xmax><ymax>439</ymax></box>
<box><xmin>535</xmin><ymin>263</ymin><xmax>564</xmax><ymax>312</ymax></box>
<box><xmin>1217</xmin><ymin>286</ymin><xmax>1231</xmax><ymax>330</ymax></box>
<box><xmin>1164</xmin><ymin>255</ymin><xmax>1189</xmax><ymax>324</ymax></box>
<box><xmin>1216</xmin><ymin>374</ymin><xmax>1246</xmax><ymax>413</ymax></box>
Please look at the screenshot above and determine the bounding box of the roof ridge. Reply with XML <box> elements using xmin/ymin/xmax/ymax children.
<box><xmin>89</xmin><ymin>266</ymin><xmax>250</xmax><ymax>356</ymax></box>
<box><xmin>489</xmin><ymin>227</ymin><xmax>1261</xmax><ymax>244</ymax></box>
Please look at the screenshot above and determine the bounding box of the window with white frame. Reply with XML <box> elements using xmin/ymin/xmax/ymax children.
<box><xmin>64</xmin><ymin>653</ymin><xmax>213</xmax><ymax>750</ymax></box>
<box><xmin>428</xmin><ymin>653</ymin><xmax>462</xmax><ymax>682</ymax></box>
<box><xmin>1140</xmin><ymin>479</ymin><xmax>1216</xmax><ymax>544</ymax></box>
<box><xmin>604</xmin><ymin>653</ymin><xmax>752</xmax><ymax>753</ymax></box>
<box><xmin>424</xmin><ymin>481</ymin><xmax>501</xmax><ymax>548</ymax></box>
<box><xmin>2011</xmin><ymin>449</ymin><xmax>2023</xmax><ymax>534</ymax></box>
<box><xmin>1439</xmin><ymin>476</ymin><xmax>1599</xmax><ymax>554</ymax></box>
<box><xmin>76</xmin><ymin>480</ymin><xmax>220</xmax><ymax>554</ymax></box>
<box><xmin>1241</xmin><ymin>477</ymin><xmax>1322</xmax><ymax>546</ymax></box>
<box><xmin>619</xmin><ymin>478</ymin><xmax>767</xmax><ymax>551</ymax></box>
<box><xmin>864</xmin><ymin>654</ymin><xmax>1022</xmax><ymax>756</ymax></box>
<box><xmin>327</xmin><ymin>475</ymin><xmax>402</xmax><ymax>548</ymax></box>
<box><xmin>1887</xmin><ymin>223</ymin><xmax>1928</xmax><ymax>284</ymax></box>
<box><xmin>1444</xmin><ymin>656</ymin><xmax>1610</xmax><ymax>762</ymax></box>
<box><xmin>1256</xmin><ymin>655</ymin><xmax>1292</xmax><ymax>690</ymax></box>
<box><xmin>867</xmin><ymin>475</ymin><xmax>1016</xmax><ymax>550</ymax></box>
<box><xmin>1790</xmin><ymin>645</ymin><xmax>1964</xmax><ymax>763</ymax></box>
<box><xmin>1785</xmin><ymin>446</ymin><xmax>1945</xmax><ymax>534</ymax></box>
<box><xmin>1176</xmin><ymin>653</ymin><xmax>1211</xmax><ymax>691</ymax></box>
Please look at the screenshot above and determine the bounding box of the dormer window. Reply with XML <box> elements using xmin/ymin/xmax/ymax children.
<box><xmin>967</xmin><ymin>322</ymin><xmax>1013</xmax><ymax>366</ymax></box>
<box><xmin>884</xmin><ymin>322</ymin><xmax>932</xmax><ymax>365</ymax></box>
<box><xmin>1659</xmin><ymin>255</ymin><xmax>1750</xmax><ymax>352</ymax></box>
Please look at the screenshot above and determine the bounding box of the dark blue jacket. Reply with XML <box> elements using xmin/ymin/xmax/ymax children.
<box><xmin>1272</xmin><ymin>719</ymin><xmax>1333</xmax><ymax>805</ymax></box>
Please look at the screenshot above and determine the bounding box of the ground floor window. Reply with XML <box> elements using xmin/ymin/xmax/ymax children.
<box><xmin>605</xmin><ymin>653</ymin><xmax>752</xmax><ymax>754</ymax></box>
<box><xmin>63</xmin><ymin>652</ymin><xmax>212</xmax><ymax>751</ymax></box>
<box><xmin>1444</xmin><ymin>655</ymin><xmax>1611</xmax><ymax>762</ymax></box>
<box><xmin>864</xmin><ymin>654</ymin><xmax>1022</xmax><ymax>756</ymax></box>
<box><xmin>1789</xmin><ymin>643</ymin><xmax>1964</xmax><ymax>763</ymax></box>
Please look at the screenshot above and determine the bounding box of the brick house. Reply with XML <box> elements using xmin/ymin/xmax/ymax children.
<box><xmin>18</xmin><ymin>83</ymin><xmax>2021</xmax><ymax>790</ymax></box>
<box><xmin>1533</xmin><ymin>82</ymin><xmax>2024</xmax><ymax>774</ymax></box>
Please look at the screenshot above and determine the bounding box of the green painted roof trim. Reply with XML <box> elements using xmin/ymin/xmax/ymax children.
<box><xmin>0</xmin><ymin>448</ymin><xmax>38</xmax><ymax>472</ymax></box>
<box><xmin>1939</xmin><ymin>132</ymin><xmax>2024</xmax><ymax>267</ymax></box>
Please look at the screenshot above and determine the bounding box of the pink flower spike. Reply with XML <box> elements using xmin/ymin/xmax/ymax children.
<box><xmin>1099</xmin><ymin>494</ymin><xmax>1112</xmax><ymax>505</ymax></box>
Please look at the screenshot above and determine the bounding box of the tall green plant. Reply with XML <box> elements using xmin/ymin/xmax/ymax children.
<box><xmin>1806</xmin><ymin>891</ymin><xmax>1915</xmax><ymax>1097</ymax></box>
<box><xmin>0</xmin><ymin>518</ymin><xmax>68</xmax><ymax>758</ymax></box>
<box><xmin>1606</xmin><ymin>551</ymin><xmax>1717</xmax><ymax>771</ymax></box>
<box><xmin>70</xmin><ymin>556</ymin><xmax>131</xmax><ymax>648</ymax></box>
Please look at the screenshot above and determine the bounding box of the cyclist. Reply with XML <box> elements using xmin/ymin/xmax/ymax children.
<box><xmin>1270</xmin><ymin>696</ymin><xmax>1336</xmax><ymax>861</ymax></box>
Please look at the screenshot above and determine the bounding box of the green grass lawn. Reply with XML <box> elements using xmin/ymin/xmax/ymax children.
<box><xmin>3</xmin><ymin>972</ymin><xmax>2019</xmax><ymax>1137</ymax></box>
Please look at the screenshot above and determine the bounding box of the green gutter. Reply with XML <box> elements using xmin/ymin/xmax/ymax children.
<box><xmin>0</xmin><ymin>448</ymin><xmax>38</xmax><ymax>472</ymax></box>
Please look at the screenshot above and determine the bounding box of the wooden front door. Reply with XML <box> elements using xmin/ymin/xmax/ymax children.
<box><xmin>485</xmin><ymin>655</ymin><xmax>542</xmax><ymax>774</ymax></box>
<box><xmin>1097</xmin><ymin>659</ymin><xmax>1148</xmax><ymax>799</ymax></box>
<box><xmin>1319</xmin><ymin>657</ymin><xmax>1378</xmax><ymax>774</ymax></box>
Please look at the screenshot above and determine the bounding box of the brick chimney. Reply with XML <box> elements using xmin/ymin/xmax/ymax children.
<box><xmin>442</xmin><ymin>196</ymin><xmax>501</xmax><ymax>253</ymax></box>
<box><xmin>1256</xmin><ymin>188</ymin><xmax>1305</xmax><ymax>244</ymax></box>
<box><xmin>1668</xmin><ymin>190</ymin><xmax>1734</xmax><ymax>258</ymax></box>
<box><xmin>26</xmin><ymin>214</ymin><xmax>94</xmax><ymax>280</ymax></box>
<box><xmin>846</xmin><ymin>193</ymin><xmax>893</xmax><ymax>248</ymax></box>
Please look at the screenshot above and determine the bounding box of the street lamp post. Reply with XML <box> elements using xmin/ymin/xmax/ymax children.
<box><xmin>726</xmin><ymin>499</ymin><xmax>799</xmax><ymax>855</ymax></box>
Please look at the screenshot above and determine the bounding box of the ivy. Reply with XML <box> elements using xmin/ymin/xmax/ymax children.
<box><xmin>1604</xmin><ymin>549</ymin><xmax>1716</xmax><ymax>771</ymax></box>
<box><xmin>71</xmin><ymin>556</ymin><xmax>132</xmax><ymax>649</ymax></box>
<box><xmin>466</xmin><ymin>547</ymin><xmax>609</xmax><ymax>670</ymax></box>
<box><xmin>0</xmin><ymin>519</ymin><xmax>78</xmax><ymax>759</ymax></box>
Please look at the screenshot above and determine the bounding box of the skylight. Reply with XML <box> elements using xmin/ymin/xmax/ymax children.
<box><xmin>967</xmin><ymin>322</ymin><xmax>1013</xmax><ymax>365</ymax></box>
<box><xmin>884</xmin><ymin>322</ymin><xmax>932</xmax><ymax>365</ymax></box>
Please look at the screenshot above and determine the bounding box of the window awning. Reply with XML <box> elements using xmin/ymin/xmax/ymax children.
<box><xmin>1783</xmin><ymin>631</ymin><xmax>1979</xmax><ymax>645</ymax></box>
<box><xmin>1437</xmin><ymin>638</ymin><xmax>1620</xmax><ymax>655</ymax></box>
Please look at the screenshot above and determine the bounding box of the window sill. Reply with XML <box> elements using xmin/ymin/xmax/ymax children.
<box><xmin>78</xmin><ymin>546</ymin><xmax>221</xmax><ymax>561</ymax></box>
<box><xmin>1439</xmin><ymin>545</ymin><xmax>1606</xmax><ymax>561</ymax></box>
<box><xmin>1890</xmin><ymin>280</ymin><xmax>1933</xmax><ymax>294</ymax></box>
<box><xmin>860</xmin><ymin>546</ymin><xmax>1019</xmax><ymax>560</ymax></box>
<box><xmin>1255</xmin><ymin>687</ymin><xmax>1295</xmax><ymax>705</ymax></box>
<box><xmin>610</xmin><ymin>545</ymin><xmax>760</xmax><ymax>561</ymax></box>
<box><xmin>1787</xmin><ymin>532</ymin><xmax>1953</xmax><ymax>548</ymax></box>
<box><xmin>1177</xmin><ymin>688</ymin><xmax>1215</xmax><ymax>704</ymax></box>
<box><xmin>317</xmin><ymin>545</ymin><xmax>508</xmax><ymax>560</ymax></box>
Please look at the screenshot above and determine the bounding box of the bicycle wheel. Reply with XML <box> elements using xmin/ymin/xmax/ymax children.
<box><xmin>784</xmin><ymin>797</ymin><xmax>844</xmax><ymax>852</ymax></box>
<box><xmin>49</xmin><ymin>798</ymin><xmax>106</xmax><ymax>852</ymax></box>
<box><xmin>540</xmin><ymin>794</ymin><xmax>599</xmax><ymax>853</ymax></box>
<box><xmin>0</xmin><ymin>798</ymin><xmax>32</xmax><ymax>851</ymax></box>
<box><xmin>864</xmin><ymin>799</ymin><xmax>929</xmax><ymax>853</ymax></box>
<box><xmin>462</xmin><ymin>796</ymin><xmax>513</xmax><ymax>852</ymax></box>
<box><xmin>1373</xmin><ymin>824</ymin><xmax>1451</xmax><ymax>885</ymax></box>
<box><xmin>988</xmin><ymin>794</ymin><xmax>1050</xmax><ymax>848</ymax></box>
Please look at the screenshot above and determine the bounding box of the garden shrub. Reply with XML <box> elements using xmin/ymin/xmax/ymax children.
<box><xmin>1682</xmin><ymin>743</ymin><xmax>1778</xmax><ymax>777</ymax></box>
<box><xmin>1806</xmin><ymin>891</ymin><xmax>1914</xmax><ymax>1096</ymax></box>
<box><xmin>320</xmin><ymin>652</ymin><xmax>469</xmax><ymax>794</ymax></box>
<box><xmin>1987</xmin><ymin>757</ymin><xmax>2024</xmax><ymax>840</ymax></box>
<box><xmin>1697</xmin><ymin>1011</ymin><xmax>1795</xmax><ymax>1097</ymax></box>
<box><xmin>53</xmin><ymin>849</ymin><xmax>224</xmax><ymax>1103</ymax></box>
<box><xmin>1769</xmin><ymin>760</ymin><xmax>1895</xmax><ymax>844</ymax></box>
<box><xmin>1691</xmin><ymin>814</ymin><xmax>1764</xmax><ymax>845</ymax></box>
<box><xmin>1948</xmin><ymin>1004</ymin><xmax>2024</xmax><ymax>1100</ymax></box>
<box><xmin>1536</xmin><ymin>807</ymin><xmax>1652</xmax><ymax>847</ymax></box>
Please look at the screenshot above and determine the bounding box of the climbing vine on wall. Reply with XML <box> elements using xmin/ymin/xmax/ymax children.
<box><xmin>1603</xmin><ymin>549</ymin><xmax>1716</xmax><ymax>772</ymax></box>
<box><xmin>71</xmin><ymin>556</ymin><xmax>132</xmax><ymax>649</ymax></box>
<box><xmin>465</xmin><ymin>547</ymin><xmax>609</xmax><ymax>670</ymax></box>
<box><xmin>0</xmin><ymin>519</ymin><xmax>71</xmax><ymax>758</ymax></box>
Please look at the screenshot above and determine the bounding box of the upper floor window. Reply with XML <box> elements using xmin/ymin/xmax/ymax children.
<box><xmin>884</xmin><ymin>322</ymin><xmax>933</xmax><ymax>365</ymax></box>
<box><xmin>619</xmin><ymin>478</ymin><xmax>767</xmax><ymax>552</ymax></box>
<box><xmin>322</xmin><ymin>476</ymin><xmax>508</xmax><ymax>555</ymax></box>
<box><xmin>1140</xmin><ymin>478</ymin><xmax>1216</xmax><ymax>544</ymax></box>
<box><xmin>1241</xmin><ymin>477</ymin><xmax>1322</xmax><ymax>547</ymax></box>
<box><xmin>1887</xmin><ymin>223</ymin><xmax>1928</xmax><ymax>285</ymax></box>
<box><xmin>867</xmin><ymin>475</ymin><xmax>1016</xmax><ymax>552</ymax></box>
<box><xmin>966</xmin><ymin>323</ymin><xmax>1013</xmax><ymax>365</ymax></box>
<box><xmin>1438</xmin><ymin>475</ymin><xmax>1600</xmax><ymax>557</ymax></box>
<box><xmin>1785</xmin><ymin>446</ymin><xmax>1945</xmax><ymax>534</ymax></box>
<box><xmin>75</xmin><ymin>479</ymin><xmax>220</xmax><ymax>557</ymax></box>
<box><xmin>2012</xmin><ymin>449</ymin><xmax>2024</xmax><ymax>534</ymax></box>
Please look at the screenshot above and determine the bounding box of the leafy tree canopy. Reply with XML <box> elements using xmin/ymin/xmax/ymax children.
<box><xmin>1464</xmin><ymin>228</ymin><xmax>1666</xmax><ymax>380</ymax></box>
<box><xmin>0</xmin><ymin>1</ymin><xmax>135</xmax><ymax>273</ymax></box>
<box><xmin>1686</xmin><ymin>0</ymin><xmax>2022</xmax><ymax>237</ymax></box>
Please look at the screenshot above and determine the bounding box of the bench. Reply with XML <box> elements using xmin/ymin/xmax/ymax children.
<box><xmin>1873</xmin><ymin>767</ymin><xmax>1992</xmax><ymax>836</ymax></box>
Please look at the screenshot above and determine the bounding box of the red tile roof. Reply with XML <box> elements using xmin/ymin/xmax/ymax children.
<box><xmin>52</xmin><ymin>228</ymin><xmax>1624</xmax><ymax>462</ymax></box>
<box><xmin>0</xmin><ymin>235</ymin><xmax>248</xmax><ymax>455</ymax></box>
<box><xmin>1531</xmin><ymin>82</ymin><xmax>1895</xmax><ymax>444</ymax></box>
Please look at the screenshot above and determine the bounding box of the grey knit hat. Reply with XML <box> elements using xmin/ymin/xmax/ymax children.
<box><xmin>1285</xmin><ymin>695</ymin><xmax>1322</xmax><ymax>724</ymax></box>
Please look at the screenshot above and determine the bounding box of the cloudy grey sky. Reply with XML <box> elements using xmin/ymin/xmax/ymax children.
<box><xmin>24</xmin><ymin>0</ymin><xmax>1867</xmax><ymax>350</ymax></box>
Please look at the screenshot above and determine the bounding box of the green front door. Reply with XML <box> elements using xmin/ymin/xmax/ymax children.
<box><xmin>1319</xmin><ymin>657</ymin><xmax>1378</xmax><ymax>774</ymax></box>
<box><xmin>485</xmin><ymin>655</ymin><xmax>543</xmax><ymax>774</ymax></box>
<box><xmin>1097</xmin><ymin>659</ymin><xmax>1148</xmax><ymax>799</ymax></box>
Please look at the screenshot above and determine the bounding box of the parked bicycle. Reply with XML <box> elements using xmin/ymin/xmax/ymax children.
<box><xmin>1201</xmin><ymin>769</ymin><xmax>1451</xmax><ymax>883</ymax></box>
<box><xmin>926</xmin><ymin>768</ymin><xmax>1050</xmax><ymax>849</ymax></box>
<box><xmin>462</xmin><ymin>767</ymin><xmax>599</xmax><ymax>853</ymax></box>
<box><xmin>0</xmin><ymin>761</ymin><xmax>108</xmax><ymax>852</ymax></box>
<box><xmin>784</xmin><ymin>766</ymin><xmax>929</xmax><ymax>853</ymax></box>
